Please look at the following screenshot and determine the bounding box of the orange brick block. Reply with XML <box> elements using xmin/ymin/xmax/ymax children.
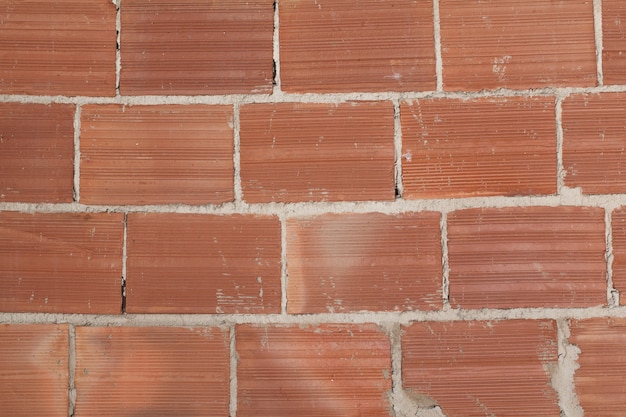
<box><xmin>610</xmin><ymin>207</ymin><xmax>626</xmax><ymax>296</ymax></box>
<box><xmin>603</xmin><ymin>0</ymin><xmax>626</xmax><ymax>85</ymax></box>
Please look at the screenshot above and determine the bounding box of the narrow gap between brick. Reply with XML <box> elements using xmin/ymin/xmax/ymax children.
<box><xmin>272</xmin><ymin>59</ymin><xmax>277</xmax><ymax>86</ymax></box>
<box><xmin>121</xmin><ymin>213</ymin><xmax>128</xmax><ymax>314</ymax></box>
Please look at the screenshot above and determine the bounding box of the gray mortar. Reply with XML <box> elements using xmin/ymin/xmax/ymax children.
<box><xmin>393</xmin><ymin>100</ymin><xmax>404</xmax><ymax>198</ymax></box>
<box><xmin>229</xmin><ymin>324</ymin><xmax>238</xmax><ymax>417</ymax></box>
<box><xmin>68</xmin><ymin>324</ymin><xmax>76</xmax><ymax>417</ymax></box>
<box><xmin>433</xmin><ymin>0</ymin><xmax>443</xmax><ymax>92</ymax></box>
<box><xmin>593</xmin><ymin>0</ymin><xmax>604</xmax><ymax>86</ymax></box>
<box><xmin>554</xmin><ymin>319</ymin><xmax>584</xmax><ymax>417</ymax></box>
<box><xmin>439</xmin><ymin>212</ymin><xmax>450</xmax><ymax>309</ymax></box>
<box><xmin>72</xmin><ymin>105</ymin><xmax>82</xmax><ymax>203</ymax></box>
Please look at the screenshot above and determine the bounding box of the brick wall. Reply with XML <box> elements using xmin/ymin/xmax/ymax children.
<box><xmin>1</xmin><ymin>1</ymin><xmax>626</xmax><ymax>416</ymax></box>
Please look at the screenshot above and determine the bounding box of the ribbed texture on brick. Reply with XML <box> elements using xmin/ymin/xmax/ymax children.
<box><xmin>237</xmin><ymin>324</ymin><xmax>391</xmax><ymax>417</ymax></box>
<box><xmin>610</xmin><ymin>207</ymin><xmax>626</xmax><ymax>295</ymax></box>
<box><xmin>75</xmin><ymin>326</ymin><xmax>229</xmax><ymax>417</ymax></box>
<box><xmin>447</xmin><ymin>206</ymin><xmax>606</xmax><ymax>308</ymax></box>
<box><xmin>602</xmin><ymin>0</ymin><xmax>626</xmax><ymax>85</ymax></box>
<box><xmin>402</xmin><ymin>320</ymin><xmax>559</xmax><ymax>417</ymax></box>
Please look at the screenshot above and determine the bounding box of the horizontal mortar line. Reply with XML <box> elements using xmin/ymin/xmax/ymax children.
<box><xmin>1</xmin><ymin>305</ymin><xmax>626</xmax><ymax>327</ymax></box>
<box><xmin>3</xmin><ymin>84</ymin><xmax>626</xmax><ymax>106</ymax></box>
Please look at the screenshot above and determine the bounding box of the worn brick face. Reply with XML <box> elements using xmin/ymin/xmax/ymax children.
<box><xmin>120</xmin><ymin>0</ymin><xmax>274</xmax><ymax>95</ymax></box>
<box><xmin>401</xmin><ymin>97</ymin><xmax>557</xmax><ymax>198</ymax></box>
<box><xmin>75</xmin><ymin>326</ymin><xmax>230</xmax><ymax>417</ymax></box>
<box><xmin>286</xmin><ymin>212</ymin><xmax>442</xmax><ymax>313</ymax></box>
<box><xmin>603</xmin><ymin>0</ymin><xmax>626</xmax><ymax>85</ymax></box>
<box><xmin>126</xmin><ymin>213</ymin><xmax>281</xmax><ymax>313</ymax></box>
<box><xmin>0</xmin><ymin>324</ymin><xmax>69</xmax><ymax>417</ymax></box>
<box><xmin>402</xmin><ymin>320</ymin><xmax>559</xmax><ymax>417</ymax></box>
<box><xmin>563</xmin><ymin>93</ymin><xmax>626</xmax><ymax>194</ymax></box>
<box><xmin>0</xmin><ymin>103</ymin><xmax>74</xmax><ymax>203</ymax></box>
<box><xmin>237</xmin><ymin>324</ymin><xmax>391</xmax><ymax>417</ymax></box>
<box><xmin>240</xmin><ymin>102</ymin><xmax>395</xmax><ymax>203</ymax></box>
<box><xmin>439</xmin><ymin>0</ymin><xmax>597</xmax><ymax>91</ymax></box>
<box><xmin>447</xmin><ymin>206</ymin><xmax>606</xmax><ymax>309</ymax></box>
<box><xmin>80</xmin><ymin>104</ymin><xmax>234</xmax><ymax>205</ymax></box>
<box><xmin>0</xmin><ymin>212</ymin><xmax>124</xmax><ymax>314</ymax></box>
<box><xmin>279</xmin><ymin>0</ymin><xmax>435</xmax><ymax>93</ymax></box>
<box><xmin>0</xmin><ymin>0</ymin><xmax>116</xmax><ymax>96</ymax></box>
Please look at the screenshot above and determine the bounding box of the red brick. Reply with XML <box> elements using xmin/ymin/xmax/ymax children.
<box><xmin>0</xmin><ymin>324</ymin><xmax>69</xmax><ymax>417</ymax></box>
<box><xmin>563</xmin><ymin>93</ymin><xmax>626</xmax><ymax>194</ymax></box>
<box><xmin>279</xmin><ymin>0</ymin><xmax>435</xmax><ymax>93</ymax></box>
<box><xmin>569</xmin><ymin>317</ymin><xmax>626</xmax><ymax>416</ymax></box>
<box><xmin>603</xmin><ymin>0</ymin><xmax>626</xmax><ymax>85</ymax></box>
<box><xmin>75</xmin><ymin>326</ymin><xmax>229</xmax><ymax>417</ymax></box>
<box><xmin>0</xmin><ymin>212</ymin><xmax>124</xmax><ymax>314</ymax></box>
<box><xmin>126</xmin><ymin>213</ymin><xmax>281</xmax><ymax>313</ymax></box>
<box><xmin>240</xmin><ymin>102</ymin><xmax>395</xmax><ymax>203</ymax></box>
<box><xmin>447</xmin><ymin>206</ymin><xmax>606</xmax><ymax>309</ymax></box>
<box><xmin>440</xmin><ymin>0</ymin><xmax>596</xmax><ymax>91</ymax></box>
<box><xmin>0</xmin><ymin>103</ymin><xmax>74</xmax><ymax>203</ymax></box>
<box><xmin>401</xmin><ymin>97</ymin><xmax>557</xmax><ymax>199</ymax></box>
<box><xmin>402</xmin><ymin>320</ymin><xmax>559</xmax><ymax>417</ymax></box>
<box><xmin>286</xmin><ymin>212</ymin><xmax>442</xmax><ymax>313</ymax></box>
<box><xmin>611</xmin><ymin>207</ymin><xmax>626</xmax><ymax>296</ymax></box>
<box><xmin>237</xmin><ymin>324</ymin><xmax>391</xmax><ymax>417</ymax></box>
<box><xmin>0</xmin><ymin>0</ymin><xmax>116</xmax><ymax>96</ymax></box>
<box><xmin>120</xmin><ymin>0</ymin><xmax>273</xmax><ymax>95</ymax></box>
<box><xmin>80</xmin><ymin>104</ymin><xmax>234</xmax><ymax>205</ymax></box>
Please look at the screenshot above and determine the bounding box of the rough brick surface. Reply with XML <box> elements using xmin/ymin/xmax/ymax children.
<box><xmin>0</xmin><ymin>324</ymin><xmax>69</xmax><ymax>417</ymax></box>
<box><xmin>80</xmin><ymin>104</ymin><xmax>234</xmax><ymax>205</ymax></box>
<box><xmin>279</xmin><ymin>0</ymin><xmax>435</xmax><ymax>93</ymax></box>
<box><xmin>401</xmin><ymin>97</ymin><xmax>557</xmax><ymax>198</ymax></box>
<box><xmin>75</xmin><ymin>326</ymin><xmax>230</xmax><ymax>417</ymax></box>
<box><xmin>237</xmin><ymin>324</ymin><xmax>391</xmax><ymax>417</ymax></box>
<box><xmin>563</xmin><ymin>93</ymin><xmax>626</xmax><ymax>194</ymax></box>
<box><xmin>0</xmin><ymin>103</ymin><xmax>74</xmax><ymax>203</ymax></box>
<box><xmin>240</xmin><ymin>102</ymin><xmax>395</xmax><ymax>203</ymax></box>
<box><xmin>402</xmin><ymin>320</ymin><xmax>559</xmax><ymax>417</ymax></box>
<box><xmin>0</xmin><ymin>212</ymin><xmax>124</xmax><ymax>314</ymax></box>
<box><xmin>286</xmin><ymin>212</ymin><xmax>442</xmax><ymax>313</ymax></box>
<box><xmin>120</xmin><ymin>0</ymin><xmax>274</xmax><ymax>95</ymax></box>
<box><xmin>126</xmin><ymin>213</ymin><xmax>281</xmax><ymax>313</ymax></box>
<box><xmin>570</xmin><ymin>317</ymin><xmax>626</xmax><ymax>416</ymax></box>
<box><xmin>610</xmin><ymin>207</ymin><xmax>626</xmax><ymax>296</ymax></box>
<box><xmin>447</xmin><ymin>206</ymin><xmax>607</xmax><ymax>309</ymax></box>
<box><xmin>439</xmin><ymin>0</ymin><xmax>596</xmax><ymax>91</ymax></box>
<box><xmin>603</xmin><ymin>0</ymin><xmax>626</xmax><ymax>85</ymax></box>
<box><xmin>0</xmin><ymin>0</ymin><xmax>116</xmax><ymax>96</ymax></box>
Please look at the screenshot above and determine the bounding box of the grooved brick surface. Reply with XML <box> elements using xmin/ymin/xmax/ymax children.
<box><xmin>610</xmin><ymin>207</ymin><xmax>626</xmax><ymax>297</ymax></box>
<box><xmin>603</xmin><ymin>0</ymin><xmax>626</xmax><ymax>85</ymax></box>
<box><xmin>563</xmin><ymin>93</ymin><xmax>626</xmax><ymax>194</ymax></box>
<box><xmin>120</xmin><ymin>0</ymin><xmax>274</xmax><ymax>95</ymax></box>
<box><xmin>80</xmin><ymin>104</ymin><xmax>234</xmax><ymax>205</ymax></box>
<box><xmin>75</xmin><ymin>326</ymin><xmax>230</xmax><ymax>417</ymax></box>
<box><xmin>240</xmin><ymin>102</ymin><xmax>395</xmax><ymax>203</ymax></box>
<box><xmin>447</xmin><ymin>206</ymin><xmax>606</xmax><ymax>309</ymax></box>
<box><xmin>0</xmin><ymin>0</ymin><xmax>116</xmax><ymax>96</ymax></box>
<box><xmin>0</xmin><ymin>324</ymin><xmax>69</xmax><ymax>417</ymax></box>
<box><xmin>401</xmin><ymin>97</ymin><xmax>557</xmax><ymax>199</ymax></box>
<box><xmin>237</xmin><ymin>324</ymin><xmax>391</xmax><ymax>417</ymax></box>
<box><xmin>0</xmin><ymin>212</ymin><xmax>124</xmax><ymax>314</ymax></box>
<box><xmin>439</xmin><ymin>0</ymin><xmax>597</xmax><ymax>91</ymax></box>
<box><xmin>569</xmin><ymin>317</ymin><xmax>626</xmax><ymax>416</ymax></box>
<box><xmin>279</xmin><ymin>0</ymin><xmax>436</xmax><ymax>93</ymax></box>
<box><xmin>126</xmin><ymin>213</ymin><xmax>281</xmax><ymax>313</ymax></box>
<box><xmin>402</xmin><ymin>320</ymin><xmax>559</xmax><ymax>417</ymax></box>
<box><xmin>0</xmin><ymin>103</ymin><xmax>74</xmax><ymax>203</ymax></box>
<box><xmin>286</xmin><ymin>212</ymin><xmax>442</xmax><ymax>313</ymax></box>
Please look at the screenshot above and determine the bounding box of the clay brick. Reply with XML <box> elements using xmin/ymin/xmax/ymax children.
<box><xmin>286</xmin><ymin>212</ymin><xmax>442</xmax><ymax>313</ymax></box>
<box><xmin>240</xmin><ymin>102</ymin><xmax>395</xmax><ymax>203</ymax></box>
<box><xmin>0</xmin><ymin>0</ymin><xmax>116</xmax><ymax>96</ymax></box>
<box><xmin>603</xmin><ymin>0</ymin><xmax>626</xmax><ymax>85</ymax></box>
<box><xmin>569</xmin><ymin>317</ymin><xmax>626</xmax><ymax>416</ymax></box>
<box><xmin>0</xmin><ymin>103</ymin><xmax>74</xmax><ymax>203</ymax></box>
<box><xmin>120</xmin><ymin>0</ymin><xmax>273</xmax><ymax>95</ymax></box>
<box><xmin>402</xmin><ymin>320</ymin><xmax>559</xmax><ymax>417</ymax></box>
<box><xmin>75</xmin><ymin>326</ymin><xmax>229</xmax><ymax>417</ymax></box>
<box><xmin>279</xmin><ymin>0</ymin><xmax>435</xmax><ymax>93</ymax></box>
<box><xmin>447</xmin><ymin>206</ymin><xmax>606</xmax><ymax>309</ymax></box>
<box><xmin>80</xmin><ymin>104</ymin><xmax>234</xmax><ymax>205</ymax></box>
<box><xmin>401</xmin><ymin>97</ymin><xmax>557</xmax><ymax>198</ymax></box>
<box><xmin>563</xmin><ymin>93</ymin><xmax>626</xmax><ymax>194</ymax></box>
<box><xmin>439</xmin><ymin>0</ymin><xmax>596</xmax><ymax>91</ymax></box>
<box><xmin>126</xmin><ymin>213</ymin><xmax>281</xmax><ymax>313</ymax></box>
<box><xmin>0</xmin><ymin>212</ymin><xmax>124</xmax><ymax>314</ymax></box>
<box><xmin>237</xmin><ymin>324</ymin><xmax>391</xmax><ymax>417</ymax></box>
<box><xmin>611</xmin><ymin>207</ymin><xmax>626</xmax><ymax>296</ymax></box>
<box><xmin>0</xmin><ymin>324</ymin><xmax>69</xmax><ymax>417</ymax></box>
